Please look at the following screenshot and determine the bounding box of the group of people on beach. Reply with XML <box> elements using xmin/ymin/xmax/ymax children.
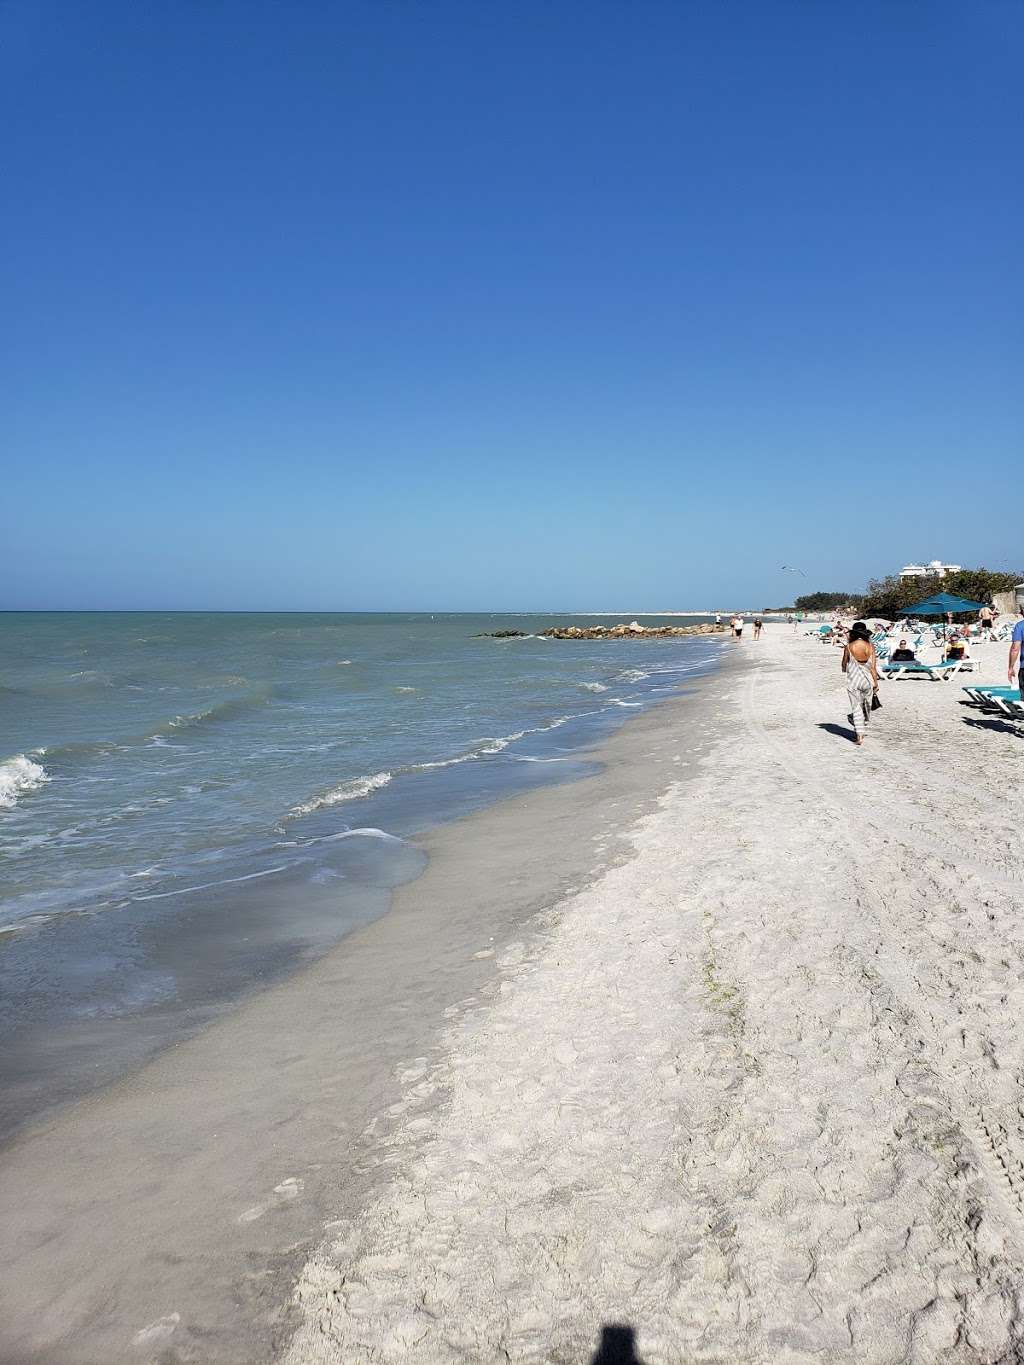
<box><xmin>887</xmin><ymin>633</ymin><xmax>971</xmax><ymax>664</ymax></box>
<box><xmin>724</xmin><ymin>615</ymin><xmax>762</xmax><ymax>640</ymax></box>
<box><xmin>839</xmin><ymin>603</ymin><xmax>1021</xmax><ymax>746</ymax></box>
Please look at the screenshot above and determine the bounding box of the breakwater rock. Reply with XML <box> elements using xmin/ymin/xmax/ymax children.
<box><xmin>477</xmin><ymin>622</ymin><xmax>728</xmax><ymax>640</ymax></box>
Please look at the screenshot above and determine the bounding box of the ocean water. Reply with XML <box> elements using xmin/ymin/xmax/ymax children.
<box><xmin>0</xmin><ymin>612</ymin><xmax>720</xmax><ymax>1134</ymax></box>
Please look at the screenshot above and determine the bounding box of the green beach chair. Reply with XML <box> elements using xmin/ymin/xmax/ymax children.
<box><xmin>882</xmin><ymin>660</ymin><xmax>960</xmax><ymax>681</ymax></box>
<box><xmin>962</xmin><ymin>686</ymin><xmax>1020</xmax><ymax>711</ymax></box>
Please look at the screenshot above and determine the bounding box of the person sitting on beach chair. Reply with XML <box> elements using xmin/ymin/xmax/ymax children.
<box><xmin>891</xmin><ymin>639</ymin><xmax>916</xmax><ymax>662</ymax></box>
<box><xmin>945</xmin><ymin>634</ymin><xmax>967</xmax><ymax>662</ymax></box>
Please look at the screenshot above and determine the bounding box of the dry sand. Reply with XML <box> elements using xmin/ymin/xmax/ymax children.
<box><xmin>285</xmin><ymin>626</ymin><xmax>1024</xmax><ymax>1364</ymax></box>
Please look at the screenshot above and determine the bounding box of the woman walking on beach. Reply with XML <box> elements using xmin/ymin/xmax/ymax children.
<box><xmin>841</xmin><ymin>621</ymin><xmax>879</xmax><ymax>745</ymax></box>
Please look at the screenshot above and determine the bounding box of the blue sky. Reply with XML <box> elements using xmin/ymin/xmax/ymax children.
<box><xmin>3</xmin><ymin>1</ymin><xmax>1021</xmax><ymax>610</ymax></box>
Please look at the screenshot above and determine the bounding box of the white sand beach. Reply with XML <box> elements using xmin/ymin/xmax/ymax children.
<box><xmin>285</xmin><ymin>626</ymin><xmax>1024</xmax><ymax>1364</ymax></box>
<box><xmin>5</xmin><ymin>625</ymin><xmax>1024</xmax><ymax>1364</ymax></box>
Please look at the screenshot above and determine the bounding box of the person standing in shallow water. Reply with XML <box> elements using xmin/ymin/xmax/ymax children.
<box><xmin>841</xmin><ymin>621</ymin><xmax>879</xmax><ymax>745</ymax></box>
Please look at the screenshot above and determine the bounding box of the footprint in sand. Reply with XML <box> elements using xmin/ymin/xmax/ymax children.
<box><xmin>238</xmin><ymin>1176</ymin><xmax>305</xmax><ymax>1224</ymax></box>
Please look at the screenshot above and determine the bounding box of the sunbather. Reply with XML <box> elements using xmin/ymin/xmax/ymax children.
<box><xmin>945</xmin><ymin>635</ymin><xmax>967</xmax><ymax>661</ymax></box>
<box><xmin>891</xmin><ymin>640</ymin><xmax>916</xmax><ymax>662</ymax></box>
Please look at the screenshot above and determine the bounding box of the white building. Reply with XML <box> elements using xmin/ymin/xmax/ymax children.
<box><xmin>899</xmin><ymin>559</ymin><xmax>962</xmax><ymax>580</ymax></box>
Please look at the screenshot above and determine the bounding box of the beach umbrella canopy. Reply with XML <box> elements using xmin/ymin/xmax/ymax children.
<box><xmin>902</xmin><ymin>591</ymin><xmax>987</xmax><ymax>643</ymax></box>
<box><xmin>903</xmin><ymin>591</ymin><xmax>987</xmax><ymax>617</ymax></box>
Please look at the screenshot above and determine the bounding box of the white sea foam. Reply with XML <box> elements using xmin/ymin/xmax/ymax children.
<box><xmin>477</xmin><ymin>715</ymin><xmax>573</xmax><ymax>755</ymax></box>
<box><xmin>607</xmin><ymin>699</ymin><xmax>643</xmax><ymax>708</ymax></box>
<box><xmin>0</xmin><ymin>755</ymin><xmax>50</xmax><ymax>809</ymax></box>
<box><xmin>285</xmin><ymin>714</ymin><xmax>581</xmax><ymax>823</ymax></box>
<box><xmin>580</xmin><ymin>682</ymin><xmax>609</xmax><ymax>692</ymax></box>
<box><xmin>288</xmin><ymin>771</ymin><xmax>393</xmax><ymax>818</ymax></box>
<box><xmin>322</xmin><ymin>827</ymin><xmax>403</xmax><ymax>844</ymax></box>
<box><xmin>132</xmin><ymin>864</ymin><xmax>289</xmax><ymax>902</ymax></box>
<box><xmin>410</xmin><ymin>717</ymin><xmax>572</xmax><ymax>772</ymax></box>
<box><xmin>413</xmin><ymin>753</ymin><xmax>480</xmax><ymax>772</ymax></box>
<box><xmin>644</xmin><ymin>662</ymin><xmax>706</xmax><ymax>676</ymax></box>
<box><xmin>479</xmin><ymin>729</ymin><xmax>528</xmax><ymax>754</ymax></box>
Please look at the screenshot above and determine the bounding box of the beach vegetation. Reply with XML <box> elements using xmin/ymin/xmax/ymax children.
<box><xmin>793</xmin><ymin>591</ymin><xmax>859</xmax><ymax>611</ymax></box>
<box><xmin>859</xmin><ymin>568</ymin><xmax>1021</xmax><ymax>618</ymax></box>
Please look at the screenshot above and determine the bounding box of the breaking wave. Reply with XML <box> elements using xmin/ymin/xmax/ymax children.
<box><xmin>284</xmin><ymin>715</ymin><xmax>579</xmax><ymax>822</ymax></box>
<box><xmin>287</xmin><ymin>771</ymin><xmax>393</xmax><ymax>818</ymax></box>
<box><xmin>0</xmin><ymin>755</ymin><xmax>50</xmax><ymax>809</ymax></box>
<box><xmin>413</xmin><ymin>716</ymin><xmax>575</xmax><ymax>770</ymax></box>
<box><xmin>153</xmin><ymin>691</ymin><xmax>272</xmax><ymax>737</ymax></box>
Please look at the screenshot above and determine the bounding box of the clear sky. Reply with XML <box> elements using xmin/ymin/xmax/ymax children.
<box><xmin>3</xmin><ymin>1</ymin><xmax>1021</xmax><ymax>610</ymax></box>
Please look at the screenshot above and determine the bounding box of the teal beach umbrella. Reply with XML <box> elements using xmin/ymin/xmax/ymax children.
<box><xmin>902</xmin><ymin>591</ymin><xmax>987</xmax><ymax>640</ymax></box>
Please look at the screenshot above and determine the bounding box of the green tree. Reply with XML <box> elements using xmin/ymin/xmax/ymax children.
<box><xmin>860</xmin><ymin>568</ymin><xmax>1020</xmax><ymax>619</ymax></box>
<box><xmin>793</xmin><ymin>591</ymin><xmax>859</xmax><ymax>611</ymax></box>
<box><xmin>942</xmin><ymin>567</ymin><xmax>1021</xmax><ymax>604</ymax></box>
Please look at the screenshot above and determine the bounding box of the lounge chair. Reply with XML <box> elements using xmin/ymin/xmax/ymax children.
<box><xmin>882</xmin><ymin>660</ymin><xmax>963</xmax><ymax>681</ymax></box>
<box><xmin>946</xmin><ymin>655</ymin><xmax>976</xmax><ymax>672</ymax></box>
<box><xmin>962</xmin><ymin>686</ymin><xmax>1020</xmax><ymax>711</ymax></box>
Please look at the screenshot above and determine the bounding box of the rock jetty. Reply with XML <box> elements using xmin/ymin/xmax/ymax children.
<box><xmin>477</xmin><ymin>621</ymin><xmax>727</xmax><ymax>640</ymax></box>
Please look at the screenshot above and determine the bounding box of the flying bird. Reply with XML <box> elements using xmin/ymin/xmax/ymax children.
<box><xmin>780</xmin><ymin>565</ymin><xmax>806</xmax><ymax>576</ymax></box>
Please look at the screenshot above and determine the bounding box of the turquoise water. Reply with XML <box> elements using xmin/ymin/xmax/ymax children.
<box><xmin>0</xmin><ymin>612</ymin><xmax>719</xmax><ymax>1133</ymax></box>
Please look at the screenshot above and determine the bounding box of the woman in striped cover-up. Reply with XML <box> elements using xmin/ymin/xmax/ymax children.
<box><xmin>841</xmin><ymin>621</ymin><xmax>880</xmax><ymax>745</ymax></box>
